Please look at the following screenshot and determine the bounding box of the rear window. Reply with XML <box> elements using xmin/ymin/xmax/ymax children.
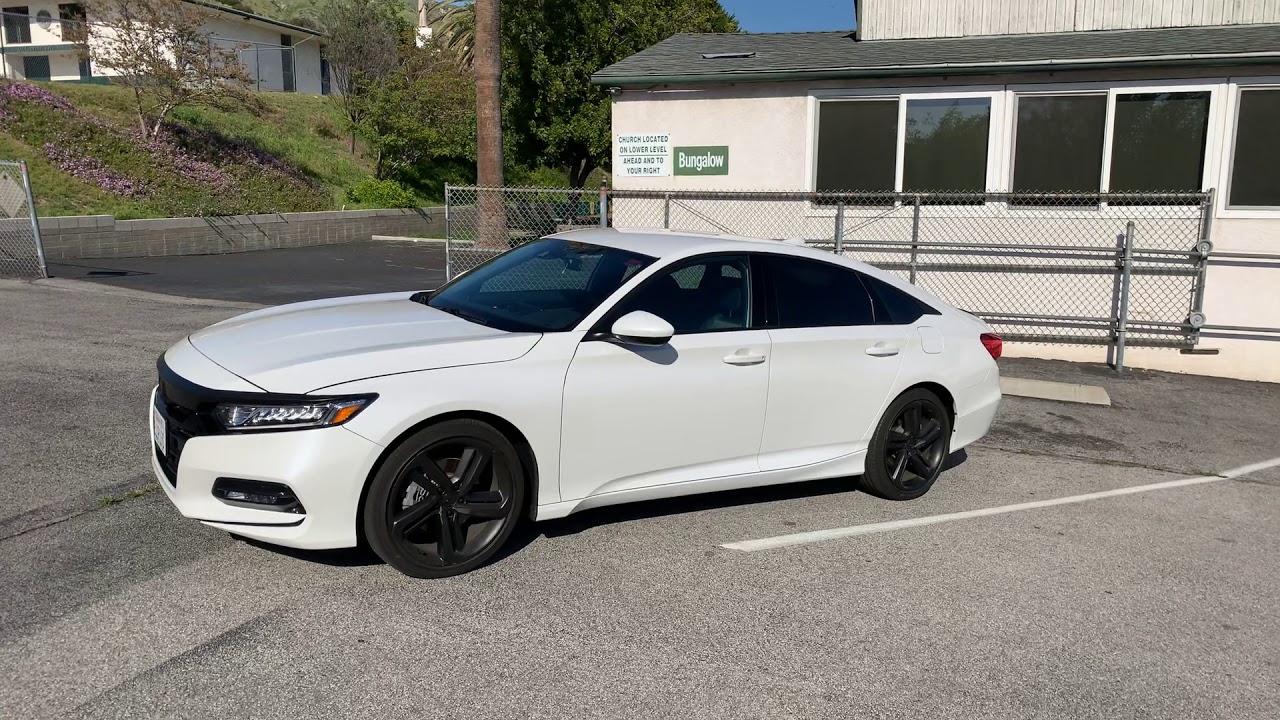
<box><xmin>862</xmin><ymin>274</ymin><xmax>939</xmax><ymax>325</ymax></box>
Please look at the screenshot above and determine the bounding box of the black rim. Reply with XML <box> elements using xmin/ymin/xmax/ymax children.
<box><xmin>884</xmin><ymin>400</ymin><xmax>946</xmax><ymax>491</ymax></box>
<box><xmin>386</xmin><ymin>437</ymin><xmax>515</xmax><ymax>568</ymax></box>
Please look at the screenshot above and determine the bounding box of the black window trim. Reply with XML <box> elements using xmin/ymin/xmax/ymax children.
<box><xmin>586</xmin><ymin>251</ymin><xmax>762</xmax><ymax>340</ymax></box>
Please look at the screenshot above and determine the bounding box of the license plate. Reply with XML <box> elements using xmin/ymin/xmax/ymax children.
<box><xmin>152</xmin><ymin>404</ymin><xmax>167</xmax><ymax>455</ymax></box>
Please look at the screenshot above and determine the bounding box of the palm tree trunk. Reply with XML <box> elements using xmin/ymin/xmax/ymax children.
<box><xmin>474</xmin><ymin>0</ymin><xmax>505</xmax><ymax>248</ymax></box>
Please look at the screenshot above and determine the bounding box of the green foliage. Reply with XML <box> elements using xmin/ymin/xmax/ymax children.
<box><xmin>501</xmin><ymin>0</ymin><xmax>738</xmax><ymax>186</ymax></box>
<box><xmin>345</xmin><ymin>177</ymin><xmax>419</xmax><ymax>208</ymax></box>
<box><xmin>355</xmin><ymin>45</ymin><xmax>476</xmax><ymax>182</ymax></box>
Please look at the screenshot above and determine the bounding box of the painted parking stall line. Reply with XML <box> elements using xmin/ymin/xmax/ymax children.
<box><xmin>720</xmin><ymin>455</ymin><xmax>1280</xmax><ymax>553</ymax></box>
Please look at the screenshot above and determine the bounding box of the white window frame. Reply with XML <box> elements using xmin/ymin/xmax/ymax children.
<box><xmin>1101</xmin><ymin>80</ymin><xmax>1225</xmax><ymax>197</ymax></box>
<box><xmin>1216</xmin><ymin>77</ymin><xmax>1280</xmax><ymax>218</ymax></box>
<box><xmin>1006</xmin><ymin>89</ymin><xmax>1110</xmax><ymax>199</ymax></box>
<box><xmin>807</xmin><ymin>85</ymin><xmax>1005</xmax><ymax>209</ymax></box>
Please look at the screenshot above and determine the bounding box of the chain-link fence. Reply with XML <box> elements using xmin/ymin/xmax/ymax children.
<box><xmin>444</xmin><ymin>185</ymin><xmax>1212</xmax><ymax>367</ymax></box>
<box><xmin>0</xmin><ymin>160</ymin><xmax>47</xmax><ymax>279</ymax></box>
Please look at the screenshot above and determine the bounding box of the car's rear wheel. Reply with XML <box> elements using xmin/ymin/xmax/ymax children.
<box><xmin>860</xmin><ymin>389</ymin><xmax>952</xmax><ymax>501</ymax></box>
<box><xmin>364</xmin><ymin>419</ymin><xmax>525</xmax><ymax>578</ymax></box>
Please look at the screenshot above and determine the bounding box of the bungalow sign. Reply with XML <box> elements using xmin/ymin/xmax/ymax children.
<box><xmin>674</xmin><ymin>146</ymin><xmax>729</xmax><ymax>176</ymax></box>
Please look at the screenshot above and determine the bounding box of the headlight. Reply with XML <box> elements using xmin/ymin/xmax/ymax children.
<box><xmin>214</xmin><ymin>396</ymin><xmax>374</xmax><ymax>432</ymax></box>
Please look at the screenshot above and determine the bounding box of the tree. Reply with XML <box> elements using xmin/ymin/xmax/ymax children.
<box><xmin>421</xmin><ymin>0</ymin><xmax>475</xmax><ymax>68</ymax></box>
<box><xmin>473</xmin><ymin>0</ymin><xmax>504</xmax><ymax>244</ymax></box>
<box><xmin>356</xmin><ymin>45</ymin><xmax>475</xmax><ymax>181</ymax></box>
<box><xmin>86</xmin><ymin>0</ymin><xmax>253</xmax><ymax>139</ymax></box>
<box><xmin>320</xmin><ymin>0</ymin><xmax>404</xmax><ymax>153</ymax></box>
<box><xmin>502</xmin><ymin>0</ymin><xmax>737</xmax><ymax>187</ymax></box>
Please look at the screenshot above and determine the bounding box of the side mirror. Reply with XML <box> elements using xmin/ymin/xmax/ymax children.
<box><xmin>610</xmin><ymin>311</ymin><xmax>674</xmax><ymax>346</ymax></box>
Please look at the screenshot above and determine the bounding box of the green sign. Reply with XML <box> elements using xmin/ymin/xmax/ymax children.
<box><xmin>674</xmin><ymin>146</ymin><xmax>729</xmax><ymax>176</ymax></box>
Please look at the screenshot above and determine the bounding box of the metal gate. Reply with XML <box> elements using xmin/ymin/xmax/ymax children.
<box><xmin>0</xmin><ymin>160</ymin><xmax>47</xmax><ymax>278</ymax></box>
<box><xmin>444</xmin><ymin>185</ymin><xmax>1213</xmax><ymax>372</ymax></box>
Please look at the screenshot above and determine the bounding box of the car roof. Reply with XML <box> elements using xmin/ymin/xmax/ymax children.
<box><xmin>551</xmin><ymin>227</ymin><xmax>828</xmax><ymax>261</ymax></box>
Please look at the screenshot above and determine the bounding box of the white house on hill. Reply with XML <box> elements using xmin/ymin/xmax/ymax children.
<box><xmin>0</xmin><ymin>1</ymin><xmax>330</xmax><ymax>95</ymax></box>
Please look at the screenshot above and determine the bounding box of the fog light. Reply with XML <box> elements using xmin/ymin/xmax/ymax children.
<box><xmin>212</xmin><ymin>478</ymin><xmax>305</xmax><ymax>514</ymax></box>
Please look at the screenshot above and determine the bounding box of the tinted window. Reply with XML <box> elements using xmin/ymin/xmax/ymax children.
<box><xmin>1229</xmin><ymin>89</ymin><xmax>1280</xmax><ymax>207</ymax></box>
<box><xmin>611</xmin><ymin>256</ymin><xmax>751</xmax><ymax>335</ymax></box>
<box><xmin>903</xmin><ymin>97</ymin><xmax>991</xmax><ymax>194</ymax></box>
<box><xmin>816</xmin><ymin>100</ymin><xmax>897</xmax><ymax>195</ymax></box>
<box><xmin>769</xmin><ymin>257</ymin><xmax>875</xmax><ymax>329</ymax></box>
<box><xmin>1110</xmin><ymin>92</ymin><xmax>1209</xmax><ymax>195</ymax></box>
<box><xmin>862</xmin><ymin>274</ymin><xmax>935</xmax><ymax>325</ymax></box>
<box><xmin>428</xmin><ymin>238</ymin><xmax>655</xmax><ymax>333</ymax></box>
<box><xmin>1012</xmin><ymin>94</ymin><xmax>1106</xmax><ymax>199</ymax></box>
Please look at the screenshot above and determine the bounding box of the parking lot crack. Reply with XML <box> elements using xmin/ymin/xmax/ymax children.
<box><xmin>972</xmin><ymin>442</ymin><xmax>1213</xmax><ymax>478</ymax></box>
<box><xmin>0</xmin><ymin>476</ymin><xmax>157</xmax><ymax>543</ymax></box>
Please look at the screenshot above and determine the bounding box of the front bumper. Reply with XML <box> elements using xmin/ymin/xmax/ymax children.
<box><xmin>149</xmin><ymin>386</ymin><xmax>384</xmax><ymax>549</ymax></box>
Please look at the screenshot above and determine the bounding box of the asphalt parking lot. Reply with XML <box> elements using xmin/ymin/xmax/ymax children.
<box><xmin>1</xmin><ymin>269</ymin><xmax>1278</xmax><ymax>719</ymax></box>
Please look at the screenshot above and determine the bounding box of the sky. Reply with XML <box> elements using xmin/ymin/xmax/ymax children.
<box><xmin>719</xmin><ymin>0</ymin><xmax>856</xmax><ymax>33</ymax></box>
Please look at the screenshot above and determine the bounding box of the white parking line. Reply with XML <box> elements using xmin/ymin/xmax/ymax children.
<box><xmin>720</xmin><ymin>455</ymin><xmax>1280</xmax><ymax>553</ymax></box>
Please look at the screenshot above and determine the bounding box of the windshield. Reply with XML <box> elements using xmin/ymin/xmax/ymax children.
<box><xmin>426</xmin><ymin>238</ymin><xmax>657</xmax><ymax>333</ymax></box>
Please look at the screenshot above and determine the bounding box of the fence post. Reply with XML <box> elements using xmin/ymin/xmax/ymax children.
<box><xmin>663</xmin><ymin>193</ymin><xmax>670</xmax><ymax>229</ymax></box>
<box><xmin>255</xmin><ymin>43</ymin><xmax>261</xmax><ymax>91</ymax></box>
<box><xmin>599</xmin><ymin>178</ymin><xmax>608</xmax><ymax>228</ymax></box>
<box><xmin>1115</xmin><ymin>221</ymin><xmax>1135</xmax><ymax>376</ymax></box>
<box><xmin>444</xmin><ymin>184</ymin><xmax>452</xmax><ymax>281</ymax></box>
<box><xmin>910</xmin><ymin>194</ymin><xmax>921</xmax><ymax>284</ymax></box>
<box><xmin>833</xmin><ymin>201</ymin><xmax>844</xmax><ymax>255</ymax></box>
<box><xmin>19</xmin><ymin>162</ymin><xmax>48</xmax><ymax>279</ymax></box>
<box><xmin>1188</xmin><ymin>189</ymin><xmax>1214</xmax><ymax>347</ymax></box>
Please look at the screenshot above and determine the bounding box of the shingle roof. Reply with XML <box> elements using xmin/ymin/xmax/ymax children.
<box><xmin>591</xmin><ymin>23</ymin><xmax>1280</xmax><ymax>85</ymax></box>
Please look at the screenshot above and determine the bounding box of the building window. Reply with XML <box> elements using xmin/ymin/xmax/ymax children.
<box><xmin>1109</xmin><ymin>91</ymin><xmax>1210</xmax><ymax>194</ymax></box>
<box><xmin>2</xmin><ymin>6</ymin><xmax>31</xmax><ymax>44</ymax></box>
<box><xmin>815</xmin><ymin>99</ymin><xmax>897</xmax><ymax>195</ymax></box>
<box><xmin>320</xmin><ymin>58</ymin><xmax>331</xmax><ymax>96</ymax></box>
<box><xmin>78</xmin><ymin>54</ymin><xmax>90</xmax><ymax>79</ymax></box>
<box><xmin>58</xmin><ymin>3</ymin><xmax>86</xmax><ymax>43</ymax></box>
<box><xmin>280</xmin><ymin>34</ymin><xmax>295</xmax><ymax>93</ymax></box>
<box><xmin>1228</xmin><ymin>88</ymin><xmax>1280</xmax><ymax>208</ymax></box>
<box><xmin>903</xmin><ymin>97</ymin><xmax>991</xmax><ymax>194</ymax></box>
<box><xmin>1012</xmin><ymin>94</ymin><xmax>1106</xmax><ymax>197</ymax></box>
<box><xmin>22</xmin><ymin>54</ymin><xmax>49</xmax><ymax>80</ymax></box>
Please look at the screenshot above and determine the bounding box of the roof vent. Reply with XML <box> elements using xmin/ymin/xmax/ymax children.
<box><xmin>701</xmin><ymin>51</ymin><xmax>756</xmax><ymax>60</ymax></box>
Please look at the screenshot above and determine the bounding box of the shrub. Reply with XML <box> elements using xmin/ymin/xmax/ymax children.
<box><xmin>346</xmin><ymin>178</ymin><xmax>418</xmax><ymax>208</ymax></box>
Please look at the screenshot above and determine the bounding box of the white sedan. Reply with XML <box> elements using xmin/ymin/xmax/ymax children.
<box><xmin>150</xmin><ymin>229</ymin><xmax>1001</xmax><ymax>577</ymax></box>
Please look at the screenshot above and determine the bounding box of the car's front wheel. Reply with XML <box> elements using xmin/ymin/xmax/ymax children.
<box><xmin>860</xmin><ymin>388</ymin><xmax>952</xmax><ymax>501</ymax></box>
<box><xmin>364</xmin><ymin>419</ymin><xmax>525</xmax><ymax>578</ymax></box>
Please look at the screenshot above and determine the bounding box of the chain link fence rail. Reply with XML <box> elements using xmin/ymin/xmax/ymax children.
<box><xmin>0</xmin><ymin>160</ymin><xmax>47</xmax><ymax>279</ymax></box>
<box><xmin>445</xmin><ymin>186</ymin><xmax>1212</xmax><ymax>365</ymax></box>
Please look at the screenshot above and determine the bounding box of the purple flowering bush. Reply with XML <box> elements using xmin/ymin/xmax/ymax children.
<box><xmin>1</xmin><ymin>80</ymin><xmax>328</xmax><ymax>216</ymax></box>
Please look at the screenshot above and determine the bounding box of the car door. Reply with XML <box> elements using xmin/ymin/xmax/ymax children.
<box><xmin>559</xmin><ymin>254</ymin><xmax>770</xmax><ymax>501</ymax></box>
<box><xmin>756</xmin><ymin>254</ymin><xmax>909</xmax><ymax>472</ymax></box>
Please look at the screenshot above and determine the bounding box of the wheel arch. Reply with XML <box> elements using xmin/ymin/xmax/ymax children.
<box><xmin>354</xmin><ymin>410</ymin><xmax>541</xmax><ymax>547</ymax></box>
<box><xmin>900</xmin><ymin>381</ymin><xmax>956</xmax><ymax>425</ymax></box>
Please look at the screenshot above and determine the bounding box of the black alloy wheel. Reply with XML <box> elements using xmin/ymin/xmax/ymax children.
<box><xmin>860</xmin><ymin>388</ymin><xmax>952</xmax><ymax>501</ymax></box>
<box><xmin>365</xmin><ymin>419</ymin><xmax>525</xmax><ymax>578</ymax></box>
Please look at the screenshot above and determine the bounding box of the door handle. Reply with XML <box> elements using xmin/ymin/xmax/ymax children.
<box><xmin>865</xmin><ymin>343</ymin><xmax>900</xmax><ymax>357</ymax></box>
<box><xmin>723</xmin><ymin>351</ymin><xmax>766</xmax><ymax>366</ymax></box>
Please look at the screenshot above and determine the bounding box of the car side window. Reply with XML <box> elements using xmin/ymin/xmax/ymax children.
<box><xmin>767</xmin><ymin>256</ymin><xmax>875</xmax><ymax>328</ymax></box>
<box><xmin>861</xmin><ymin>274</ymin><xmax>939</xmax><ymax>325</ymax></box>
<box><xmin>610</xmin><ymin>255</ymin><xmax>751</xmax><ymax>334</ymax></box>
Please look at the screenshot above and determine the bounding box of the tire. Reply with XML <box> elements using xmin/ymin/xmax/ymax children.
<box><xmin>860</xmin><ymin>388</ymin><xmax>952</xmax><ymax>501</ymax></box>
<box><xmin>364</xmin><ymin>419</ymin><xmax>526</xmax><ymax>578</ymax></box>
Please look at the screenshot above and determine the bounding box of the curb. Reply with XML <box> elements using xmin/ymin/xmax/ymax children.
<box><xmin>1000</xmin><ymin>376</ymin><xmax>1112</xmax><ymax>406</ymax></box>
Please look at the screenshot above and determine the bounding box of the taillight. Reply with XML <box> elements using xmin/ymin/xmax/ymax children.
<box><xmin>980</xmin><ymin>333</ymin><xmax>1003</xmax><ymax>360</ymax></box>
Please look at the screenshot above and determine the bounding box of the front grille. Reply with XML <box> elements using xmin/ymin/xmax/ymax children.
<box><xmin>154</xmin><ymin>360</ymin><xmax>223</xmax><ymax>485</ymax></box>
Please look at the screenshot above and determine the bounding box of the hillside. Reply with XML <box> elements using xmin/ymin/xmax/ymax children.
<box><xmin>0</xmin><ymin>81</ymin><xmax>431</xmax><ymax>219</ymax></box>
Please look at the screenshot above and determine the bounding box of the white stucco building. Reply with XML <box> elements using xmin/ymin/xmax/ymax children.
<box><xmin>593</xmin><ymin>0</ymin><xmax>1280</xmax><ymax>382</ymax></box>
<box><xmin>0</xmin><ymin>1</ymin><xmax>330</xmax><ymax>94</ymax></box>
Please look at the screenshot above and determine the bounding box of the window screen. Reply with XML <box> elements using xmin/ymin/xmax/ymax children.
<box><xmin>1110</xmin><ymin>92</ymin><xmax>1210</xmax><ymax>195</ymax></box>
<box><xmin>769</xmin><ymin>257</ymin><xmax>875</xmax><ymax>329</ymax></box>
<box><xmin>903</xmin><ymin>97</ymin><xmax>991</xmax><ymax>194</ymax></box>
<box><xmin>22</xmin><ymin>55</ymin><xmax>49</xmax><ymax>81</ymax></box>
<box><xmin>815</xmin><ymin>100</ymin><xmax>897</xmax><ymax>195</ymax></box>
<box><xmin>1012</xmin><ymin>94</ymin><xmax>1106</xmax><ymax>198</ymax></box>
<box><xmin>1228</xmin><ymin>89</ymin><xmax>1280</xmax><ymax>207</ymax></box>
<box><xmin>3</xmin><ymin>7</ymin><xmax>30</xmax><ymax>44</ymax></box>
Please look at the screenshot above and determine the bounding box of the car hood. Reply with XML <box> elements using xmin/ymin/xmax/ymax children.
<box><xmin>187</xmin><ymin>292</ymin><xmax>540</xmax><ymax>393</ymax></box>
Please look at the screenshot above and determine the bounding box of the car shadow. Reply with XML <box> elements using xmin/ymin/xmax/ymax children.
<box><xmin>240</xmin><ymin>448</ymin><xmax>967</xmax><ymax>571</ymax></box>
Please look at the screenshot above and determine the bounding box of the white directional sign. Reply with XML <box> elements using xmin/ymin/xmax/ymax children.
<box><xmin>615</xmin><ymin>133</ymin><xmax>672</xmax><ymax>177</ymax></box>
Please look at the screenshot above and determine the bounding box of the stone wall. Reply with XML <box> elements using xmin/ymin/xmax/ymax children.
<box><xmin>36</xmin><ymin>207</ymin><xmax>447</xmax><ymax>260</ymax></box>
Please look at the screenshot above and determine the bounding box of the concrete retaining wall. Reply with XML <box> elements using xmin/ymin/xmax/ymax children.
<box><xmin>36</xmin><ymin>207</ymin><xmax>447</xmax><ymax>260</ymax></box>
